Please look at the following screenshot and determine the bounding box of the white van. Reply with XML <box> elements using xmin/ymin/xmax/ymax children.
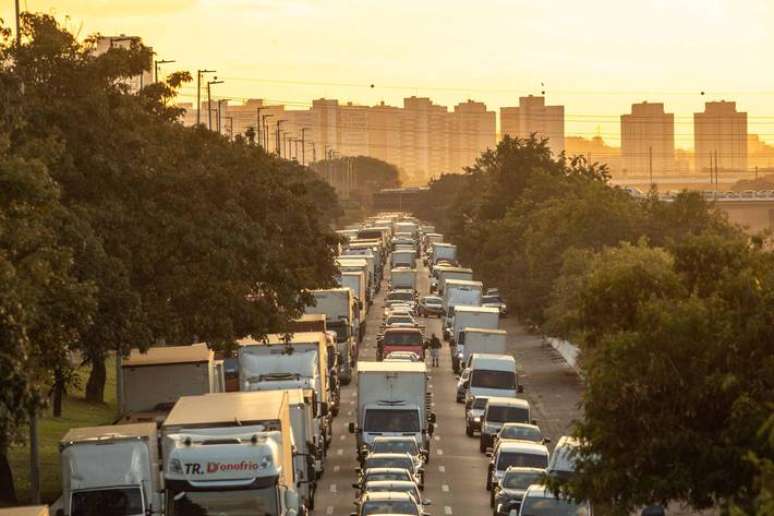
<box><xmin>479</xmin><ymin>397</ymin><xmax>534</xmax><ymax>453</ymax></box>
<box><xmin>464</xmin><ymin>354</ymin><xmax>521</xmax><ymax>404</ymax></box>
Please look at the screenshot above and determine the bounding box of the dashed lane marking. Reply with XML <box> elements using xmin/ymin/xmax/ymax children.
<box><xmin>442</xmin><ymin>484</ymin><xmax>449</xmax><ymax>492</ymax></box>
<box><xmin>434</xmin><ymin>435</ymin><xmax>440</xmax><ymax>441</ymax></box>
<box><xmin>330</xmin><ymin>484</ymin><xmax>337</xmax><ymax>493</ymax></box>
<box><xmin>438</xmin><ymin>465</ymin><xmax>446</xmax><ymax>473</ymax></box>
<box><xmin>437</xmin><ymin>449</ymin><xmax>444</xmax><ymax>456</ymax></box>
<box><xmin>334</xmin><ymin>465</ymin><xmax>340</xmax><ymax>472</ymax></box>
<box><xmin>444</xmin><ymin>506</ymin><xmax>453</xmax><ymax>515</ymax></box>
<box><xmin>337</xmin><ymin>448</ymin><xmax>343</xmax><ymax>456</ymax></box>
<box><xmin>326</xmin><ymin>507</ymin><xmax>334</xmax><ymax>515</ymax></box>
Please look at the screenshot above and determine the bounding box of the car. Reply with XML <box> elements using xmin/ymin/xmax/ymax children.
<box><xmin>493</xmin><ymin>423</ymin><xmax>549</xmax><ymax>450</ymax></box>
<box><xmin>358</xmin><ymin>452</ymin><xmax>424</xmax><ymax>489</ymax></box>
<box><xmin>517</xmin><ymin>484</ymin><xmax>592</xmax><ymax>515</ymax></box>
<box><xmin>546</xmin><ymin>435</ymin><xmax>582</xmax><ymax>481</ymax></box>
<box><xmin>456</xmin><ymin>368</ymin><xmax>471</xmax><ymax>402</ymax></box>
<box><xmin>383</xmin><ymin>303</ymin><xmax>416</xmax><ymax>318</ymax></box>
<box><xmin>368</xmin><ymin>435</ymin><xmax>428</xmax><ymax>467</ymax></box>
<box><xmin>465</xmin><ymin>396</ymin><xmax>489</xmax><ymax>436</ymax></box>
<box><xmin>480</xmin><ymin>398</ymin><xmax>534</xmax><ymax>453</ymax></box>
<box><xmin>384</xmin><ymin>351</ymin><xmax>421</xmax><ymax>362</ymax></box>
<box><xmin>492</xmin><ymin>466</ymin><xmax>545</xmax><ymax>513</ymax></box>
<box><xmin>417</xmin><ymin>295</ymin><xmax>444</xmax><ymax>317</ymax></box>
<box><xmin>351</xmin><ymin>491</ymin><xmax>426</xmax><ymax>516</ymax></box>
<box><xmin>486</xmin><ymin>441</ymin><xmax>549</xmax><ymax>492</ymax></box>
<box><xmin>359</xmin><ymin>480</ymin><xmax>431</xmax><ymax>512</ymax></box>
<box><xmin>353</xmin><ymin>467</ymin><xmax>415</xmax><ymax>491</ymax></box>
<box><xmin>383</xmin><ymin>313</ymin><xmax>420</xmax><ymax>328</ymax></box>
<box><xmin>386</xmin><ymin>289</ymin><xmax>417</xmax><ymax>305</ymax></box>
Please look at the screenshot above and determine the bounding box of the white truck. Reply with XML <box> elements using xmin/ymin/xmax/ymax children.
<box><xmin>338</xmin><ymin>271</ymin><xmax>367</xmax><ymax>319</ymax></box>
<box><xmin>434</xmin><ymin>266</ymin><xmax>474</xmax><ymax>295</ymax></box>
<box><xmin>287</xmin><ymin>389</ymin><xmax>321</xmax><ymax>510</ymax></box>
<box><xmin>337</xmin><ymin>256</ymin><xmax>373</xmax><ymax>303</ymax></box>
<box><xmin>162</xmin><ymin>391</ymin><xmax>306</xmax><ymax>515</ymax></box>
<box><xmin>349</xmin><ymin>362</ymin><xmax>435</xmax><ymax>458</ymax></box>
<box><xmin>431</xmin><ymin>242</ymin><xmax>457</xmax><ymax>265</ymax></box>
<box><xmin>443</xmin><ymin>279</ymin><xmax>484</xmax><ymax>332</ymax></box>
<box><xmin>120</xmin><ymin>343</ymin><xmax>224</xmax><ymax>422</ymax></box>
<box><xmin>238</xmin><ymin>332</ymin><xmax>334</xmax><ymax>447</ymax></box>
<box><xmin>304</xmin><ymin>288</ymin><xmax>358</xmax><ymax>382</ymax></box>
<box><xmin>450</xmin><ymin>307</ymin><xmax>501</xmax><ymax>373</ymax></box>
<box><xmin>59</xmin><ymin>422</ymin><xmax>161</xmax><ymax>516</ymax></box>
<box><xmin>458</xmin><ymin>328</ymin><xmax>507</xmax><ymax>369</ymax></box>
<box><xmin>391</xmin><ymin>249</ymin><xmax>416</xmax><ymax>269</ymax></box>
<box><xmin>390</xmin><ymin>267</ymin><xmax>416</xmax><ymax>291</ymax></box>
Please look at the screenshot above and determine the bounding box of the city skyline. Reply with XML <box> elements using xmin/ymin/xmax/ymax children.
<box><xmin>3</xmin><ymin>0</ymin><xmax>774</xmax><ymax>149</ymax></box>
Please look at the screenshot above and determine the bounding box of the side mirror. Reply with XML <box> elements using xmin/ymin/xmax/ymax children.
<box><xmin>517</xmin><ymin>385</ymin><xmax>524</xmax><ymax>394</ymax></box>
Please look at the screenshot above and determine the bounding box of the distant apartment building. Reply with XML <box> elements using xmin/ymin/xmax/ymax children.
<box><xmin>694</xmin><ymin>101</ymin><xmax>748</xmax><ymax>173</ymax></box>
<box><xmin>93</xmin><ymin>35</ymin><xmax>152</xmax><ymax>94</ymax></box>
<box><xmin>565</xmin><ymin>136</ymin><xmax>622</xmax><ymax>173</ymax></box>
<box><xmin>400</xmin><ymin>97</ymin><xmax>451</xmax><ymax>184</ymax></box>
<box><xmin>620</xmin><ymin>102</ymin><xmax>675</xmax><ymax>176</ymax></box>
<box><xmin>367</xmin><ymin>102</ymin><xmax>402</xmax><ymax>167</ymax></box>
<box><xmin>448</xmin><ymin>100</ymin><xmax>497</xmax><ymax>172</ymax></box>
<box><xmin>748</xmin><ymin>134</ymin><xmax>774</xmax><ymax>170</ymax></box>
<box><xmin>500</xmin><ymin>96</ymin><xmax>565</xmax><ymax>155</ymax></box>
<box><xmin>339</xmin><ymin>103</ymin><xmax>369</xmax><ymax>157</ymax></box>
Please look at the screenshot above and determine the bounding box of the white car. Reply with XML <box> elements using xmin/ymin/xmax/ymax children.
<box><xmin>486</xmin><ymin>441</ymin><xmax>549</xmax><ymax>491</ymax></box>
<box><xmin>351</xmin><ymin>491</ymin><xmax>426</xmax><ymax>516</ymax></box>
<box><xmin>360</xmin><ymin>480</ymin><xmax>431</xmax><ymax>512</ymax></box>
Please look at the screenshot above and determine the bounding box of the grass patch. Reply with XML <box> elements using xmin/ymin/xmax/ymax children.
<box><xmin>8</xmin><ymin>356</ymin><xmax>117</xmax><ymax>505</ymax></box>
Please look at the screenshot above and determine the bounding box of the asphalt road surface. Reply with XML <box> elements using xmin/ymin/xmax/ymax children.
<box><xmin>312</xmin><ymin>260</ymin><xmax>583</xmax><ymax>516</ymax></box>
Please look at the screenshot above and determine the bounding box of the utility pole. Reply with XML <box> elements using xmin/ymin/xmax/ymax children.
<box><xmin>226</xmin><ymin>116</ymin><xmax>234</xmax><ymax>141</ymax></box>
<box><xmin>255</xmin><ymin>108</ymin><xmax>262</xmax><ymax>147</ymax></box>
<box><xmin>648</xmin><ymin>146</ymin><xmax>653</xmax><ymax>189</ymax></box>
<box><xmin>276</xmin><ymin>120</ymin><xmax>287</xmax><ymax>156</ymax></box>
<box><xmin>154</xmin><ymin>59</ymin><xmax>175</xmax><ymax>83</ymax></box>
<box><xmin>294</xmin><ymin>138</ymin><xmax>300</xmax><ymax>162</ymax></box>
<box><xmin>263</xmin><ymin>114</ymin><xmax>274</xmax><ymax>150</ymax></box>
<box><xmin>206</xmin><ymin>78</ymin><xmax>223</xmax><ymax>130</ymax></box>
<box><xmin>196</xmin><ymin>69</ymin><xmax>215</xmax><ymax>126</ymax></box>
<box><xmin>310</xmin><ymin>141</ymin><xmax>316</xmax><ymax>163</ymax></box>
<box><xmin>301</xmin><ymin>128</ymin><xmax>308</xmax><ymax>166</ymax></box>
<box><xmin>216</xmin><ymin>99</ymin><xmax>227</xmax><ymax>135</ymax></box>
<box><xmin>15</xmin><ymin>0</ymin><xmax>21</xmax><ymax>46</ymax></box>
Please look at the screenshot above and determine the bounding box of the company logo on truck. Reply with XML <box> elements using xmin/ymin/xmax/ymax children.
<box><xmin>184</xmin><ymin>460</ymin><xmax>261</xmax><ymax>475</ymax></box>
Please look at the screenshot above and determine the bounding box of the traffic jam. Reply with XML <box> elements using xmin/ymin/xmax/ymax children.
<box><xmin>50</xmin><ymin>213</ymin><xmax>588</xmax><ymax>516</ymax></box>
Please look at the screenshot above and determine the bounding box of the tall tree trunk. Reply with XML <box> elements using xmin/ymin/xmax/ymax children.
<box><xmin>0</xmin><ymin>444</ymin><xmax>17</xmax><ymax>505</ymax></box>
<box><xmin>52</xmin><ymin>368</ymin><xmax>65</xmax><ymax>417</ymax></box>
<box><xmin>85</xmin><ymin>353</ymin><xmax>106</xmax><ymax>403</ymax></box>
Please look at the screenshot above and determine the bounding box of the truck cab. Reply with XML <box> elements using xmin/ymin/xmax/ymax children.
<box><xmin>378</xmin><ymin>327</ymin><xmax>426</xmax><ymax>361</ymax></box>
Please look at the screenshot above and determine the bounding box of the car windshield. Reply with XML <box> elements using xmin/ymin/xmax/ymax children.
<box><xmin>501</xmin><ymin>426</ymin><xmax>543</xmax><ymax>442</ymax></box>
<box><xmin>497</xmin><ymin>451</ymin><xmax>548</xmax><ymax>470</ymax></box>
<box><xmin>364</xmin><ymin>409</ymin><xmax>420</xmax><ymax>433</ymax></box>
<box><xmin>423</xmin><ymin>297</ymin><xmax>442</xmax><ymax>305</ymax></box>
<box><xmin>520</xmin><ymin>496</ymin><xmax>591</xmax><ymax>515</ymax></box>
<box><xmin>383</xmin><ymin>332</ymin><xmax>422</xmax><ymax>346</ymax></box>
<box><xmin>373</xmin><ymin>440</ymin><xmax>419</xmax><ymax>455</ymax></box>
<box><xmin>367</xmin><ymin>484</ymin><xmax>421</xmax><ymax>501</ymax></box>
<box><xmin>502</xmin><ymin>471</ymin><xmax>545</xmax><ymax>490</ymax></box>
<box><xmin>167</xmin><ymin>487</ymin><xmax>279</xmax><ymax>516</ymax></box>
<box><xmin>387</xmin><ymin>316</ymin><xmax>413</xmax><ymax>325</ymax></box>
<box><xmin>366</xmin><ymin>471</ymin><xmax>411</xmax><ymax>482</ymax></box>
<box><xmin>365</xmin><ymin>456</ymin><xmax>414</xmax><ymax>471</ymax></box>
<box><xmin>362</xmin><ymin>500</ymin><xmax>419</xmax><ymax>515</ymax></box>
<box><xmin>471</xmin><ymin>370</ymin><xmax>516</xmax><ymax>389</ymax></box>
<box><xmin>388</xmin><ymin>292</ymin><xmax>414</xmax><ymax>301</ymax></box>
<box><xmin>72</xmin><ymin>487</ymin><xmax>143</xmax><ymax>516</ymax></box>
<box><xmin>487</xmin><ymin>406</ymin><xmax>530</xmax><ymax>423</ymax></box>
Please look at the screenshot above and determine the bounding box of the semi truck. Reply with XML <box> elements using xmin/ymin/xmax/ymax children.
<box><xmin>162</xmin><ymin>391</ymin><xmax>306</xmax><ymax>515</ymax></box>
<box><xmin>303</xmin><ymin>288</ymin><xmax>358</xmax><ymax>382</ymax></box>
<box><xmin>59</xmin><ymin>422</ymin><xmax>161</xmax><ymax>516</ymax></box>
<box><xmin>390</xmin><ymin>267</ymin><xmax>416</xmax><ymax>291</ymax></box>
<box><xmin>119</xmin><ymin>343</ymin><xmax>224</xmax><ymax>424</ymax></box>
<box><xmin>349</xmin><ymin>362</ymin><xmax>435</xmax><ymax>459</ymax></box>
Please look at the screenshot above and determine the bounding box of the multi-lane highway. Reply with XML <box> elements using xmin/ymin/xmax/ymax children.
<box><xmin>313</xmin><ymin>259</ymin><xmax>582</xmax><ymax>515</ymax></box>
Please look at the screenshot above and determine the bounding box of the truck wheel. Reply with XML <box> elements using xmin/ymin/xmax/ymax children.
<box><xmin>466</xmin><ymin>423</ymin><xmax>473</xmax><ymax>437</ymax></box>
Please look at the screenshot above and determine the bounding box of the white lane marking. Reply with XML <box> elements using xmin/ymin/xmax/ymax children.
<box><xmin>434</xmin><ymin>435</ymin><xmax>440</xmax><ymax>441</ymax></box>
<box><xmin>337</xmin><ymin>448</ymin><xmax>343</xmax><ymax>456</ymax></box>
<box><xmin>326</xmin><ymin>507</ymin><xmax>334</xmax><ymax>515</ymax></box>
<box><xmin>349</xmin><ymin>400</ymin><xmax>355</xmax><ymax>405</ymax></box>
<box><xmin>437</xmin><ymin>449</ymin><xmax>444</xmax><ymax>456</ymax></box>
<box><xmin>330</xmin><ymin>484</ymin><xmax>337</xmax><ymax>493</ymax></box>
<box><xmin>444</xmin><ymin>506</ymin><xmax>453</xmax><ymax>515</ymax></box>
<box><xmin>438</xmin><ymin>465</ymin><xmax>446</xmax><ymax>473</ymax></box>
<box><xmin>347</xmin><ymin>410</ymin><xmax>353</xmax><ymax>416</ymax></box>
<box><xmin>442</xmin><ymin>484</ymin><xmax>449</xmax><ymax>492</ymax></box>
<box><xmin>334</xmin><ymin>465</ymin><xmax>340</xmax><ymax>472</ymax></box>
<box><xmin>340</xmin><ymin>435</ymin><xmax>346</xmax><ymax>440</ymax></box>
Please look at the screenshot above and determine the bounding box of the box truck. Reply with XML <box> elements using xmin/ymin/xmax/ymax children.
<box><xmin>443</xmin><ymin>279</ymin><xmax>484</xmax><ymax>332</ymax></box>
<box><xmin>337</xmin><ymin>257</ymin><xmax>373</xmax><ymax>302</ymax></box>
<box><xmin>287</xmin><ymin>389</ymin><xmax>321</xmax><ymax>510</ymax></box>
<box><xmin>391</xmin><ymin>249</ymin><xmax>416</xmax><ymax>268</ymax></box>
<box><xmin>162</xmin><ymin>391</ymin><xmax>305</xmax><ymax>515</ymax></box>
<box><xmin>120</xmin><ymin>343</ymin><xmax>223</xmax><ymax>423</ymax></box>
<box><xmin>338</xmin><ymin>271</ymin><xmax>368</xmax><ymax>323</ymax></box>
<box><xmin>59</xmin><ymin>422</ymin><xmax>161</xmax><ymax>516</ymax></box>
<box><xmin>349</xmin><ymin>362</ymin><xmax>435</xmax><ymax>458</ymax></box>
<box><xmin>303</xmin><ymin>288</ymin><xmax>358</xmax><ymax>382</ymax></box>
<box><xmin>433</xmin><ymin>266</ymin><xmax>474</xmax><ymax>295</ymax></box>
<box><xmin>431</xmin><ymin>242</ymin><xmax>457</xmax><ymax>265</ymax></box>
<box><xmin>390</xmin><ymin>267</ymin><xmax>416</xmax><ymax>290</ymax></box>
<box><xmin>458</xmin><ymin>328</ymin><xmax>507</xmax><ymax>369</ymax></box>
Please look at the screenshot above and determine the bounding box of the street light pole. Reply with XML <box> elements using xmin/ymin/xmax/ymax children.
<box><xmin>206</xmin><ymin>78</ymin><xmax>223</xmax><ymax>130</ymax></box>
<box><xmin>226</xmin><ymin>116</ymin><xmax>234</xmax><ymax>141</ymax></box>
<box><xmin>276</xmin><ymin>119</ymin><xmax>287</xmax><ymax>157</ymax></box>
<box><xmin>262</xmin><ymin>114</ymin><xmax>274</xmax><ymax>150</ymax></box>
<box><xmin>217</xmin><ymin>99</ymin><xmax>226</xmax><ymax>135</ymax></box>
<box><xmin>301</xmin><ymin>128</ymin><xmax>308</xmax><ymax>166</ymax></box>
<box><xmin>255</xmin><ymin>108</ymin><xmax>262</xmax><ymax>147</ymax></box>
<box><xmin>154</xmin><ymin>59</ymin><xmax>175</xmax><ymax>83</ymax></box>
<box><xmin>196</xmin><ymin>69</ymin><xmax>215</xmax><ymax>126</ymax></box>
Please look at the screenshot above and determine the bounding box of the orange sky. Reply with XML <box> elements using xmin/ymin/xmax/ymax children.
<box><xmin>4</xmin><ymin>0</ymin><xmax>774</xmax><ymax>148</ymax></box>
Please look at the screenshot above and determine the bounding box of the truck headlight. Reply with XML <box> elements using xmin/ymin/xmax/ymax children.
<box><xmin>474</xmin><ymin>416</ymin><xmax>481</xmax><ymax>423</ymax></box>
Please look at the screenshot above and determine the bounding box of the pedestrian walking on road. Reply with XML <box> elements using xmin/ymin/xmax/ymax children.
<box><xmin>430</xmin><ymin>333</ymin><xmax>442</xmax><ymax>367</ymax></box>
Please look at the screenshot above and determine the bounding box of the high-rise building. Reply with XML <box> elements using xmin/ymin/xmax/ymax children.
<box><xmin>339</xmin><ymin>102</ymin><xmax>369</xmax><ymax>157</ymax></box>
<box><xmin>448</xmin><ymin>100</ymin><xmax>497</xmax><ymax>172</ymax></box>
<box><xmin>400</xmin><ymin>97</ymin><xmax>450</xmax><ymax>184</ymax></box>
<box><xmin>565</xmin><ymin>136</ymin><xmax>622</xmax><ymax>173</ymax></box>
<box><xmin>694</xmin><ymin>101</ymin><xmax>748</xmax><ymax>173</ymax></box>
<box><xmin>367</xmin><ymin>102</ymin><xmax>402</xmax><ymax>168</ymax></box>
<box><xmin>311</xmin><ymin>99</ymin><xmax>340</xmax><ymax>159</ymax></box>
<box><xmin>621</xmin><ymin>102</ymin><xmax>674</xmax><ymax>176</ymax></box>
<box><xmin>500</xmin><ymin>96</ymin><xmax>564</xmax><ymax>154</ymax></box>
<box><xmin>93</xmin><ymin>35</ymin><xmax>153</xmax><ymax>94</ymax></box>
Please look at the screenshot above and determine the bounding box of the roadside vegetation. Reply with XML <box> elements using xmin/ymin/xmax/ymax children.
<box><xmin>416</xmin><ymin>136</ymin><xmax>773</xmax><ymax>513</ymax></box>
<box><xmin>0</xmin><ymin>14</ymin><xmax>341</xmax><ymax>504</ymax></box>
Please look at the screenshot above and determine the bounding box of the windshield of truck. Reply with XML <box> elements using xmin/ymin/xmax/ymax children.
<box><xmin>373</xmin><ymin>440</ymin><xmax>419</xmax><ymax>455</ymax></box>
<box><xmin>362</xmin><ymin>500</ymin><xmax>419</xmax><ymax>515</ymax></box>
<box><xmin>501</xmin><ymin>470</ymin><xmax>544</xmax><ymax>490</ymax></box>
<box><xmin>365</xmin><ymin>456</ymin><xmax>414</xmax><ymax>471</ymax></box>
<box><xmin>72</xmin><ymin>487</ymin><xmax>143</xmax><ymax>516</ymax></box>
<box><xmin>387</xmin><ymin>291</ymin><xmax>414</xmax><ymax>302</ymax></box>
<box><xmin>364</xmin><ymin>409</ymin><xmax>420</xmax><ymax>432</ymax></box>
<box><xmin>520</xmin><ymin>496</ymin><xmax>591</xmax><ymax>515</ymax></box>
<box><xmin>497</xmin><ymin>451</ymin><xmax>549</xmax><ymax>470</ymax></box>
<box><xmin>383</xmin><ymin>332</ymin><xmax>422</xmax><ymax>347</ymax></box>
<box><xmin>482</xmin><ymin>295</ymin><xmax>502</xmax><ymax>304</ymax></box>
<box><xmin>167</xmin><ymin>487</ymin><xmax>279</xmax><ymax>516</ymax></box>
<box><xmin>487</xmin><ymin>405</ymin><xmax>530</xmax><ymax>423</ymax></box>
<box><xmin>471</xmin><ymin>369</ymin><xmax>516</xmax><ymax>390</ymax></box>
